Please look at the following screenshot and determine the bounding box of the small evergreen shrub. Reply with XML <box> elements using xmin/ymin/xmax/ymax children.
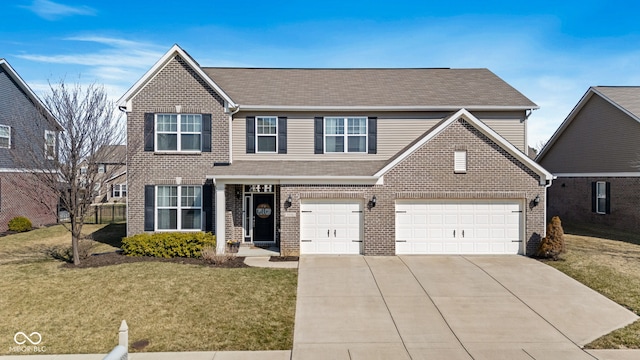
<box><xmin>7</xmin><ymin>216</ymin><xmax>32</xmax><ymax>232</ymax></box>
<box><xmin>536</xmin><ymin>216</ymin><xmax>566</xmax><ymax>260</ymax></box>
<box><xmin>121</xmin><ymin>232</ymin><xmax>216</xmax><ymax>258</ymax></box>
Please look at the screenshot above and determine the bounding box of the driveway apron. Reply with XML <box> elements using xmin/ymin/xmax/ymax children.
<box><xmin>292</xmin><ymin>255</ymin><xmax>638</xmax><ymax>360</ymax></box>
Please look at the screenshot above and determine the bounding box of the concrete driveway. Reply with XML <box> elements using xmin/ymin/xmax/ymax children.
<box><xmin>292</xmin><ymin>256</ymin><xmax>638</xmax><ymax>360</ymax></box>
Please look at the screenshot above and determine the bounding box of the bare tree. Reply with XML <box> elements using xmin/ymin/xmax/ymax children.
<box><xmin>12</xmin><ymin>80</ymin><xmax>125</xmax><ymax>265</ymax></box>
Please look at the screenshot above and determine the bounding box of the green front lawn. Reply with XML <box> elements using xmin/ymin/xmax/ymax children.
<box><xmin>0</xmin><ymin>224</ymin><xmax>297</xmax><ymax>354</ymax></box>
<box><xmin>543</xmin><ymin>223</ymin><xmax>640</xmax><ymax>349</ymax></box>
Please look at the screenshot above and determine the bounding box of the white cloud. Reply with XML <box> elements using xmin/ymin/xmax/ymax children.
<box><xmin>21</xmin><ymin>0</ymin><xmax>95</xmax><ymax>20</ymax></box>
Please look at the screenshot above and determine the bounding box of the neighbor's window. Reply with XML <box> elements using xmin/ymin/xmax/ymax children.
<box><xmin>80</xmin><ymin>166</ymin><xmax>88</xmax><ymax>175</ymax></box>
<box><xmin>44</xmin><ymin>130</ymin><xmax>56</xmax><ymax>159</ymax></box>
<box><xmin>113</xmin><ymin>183</ymin><xmax>127</xmax><ymax>198</ymax></box>
<box><xmin>256</xmin><ymin>116</ymin><xmax>277</xmax><ymax>153</ymax></box>
<box><xmin>98</xmin><ymin>164</ymin><xmax>105</xmax><ymax>173</ymax></box>
<box><xmin>156</xmin><ymin>114</ymin><xmax>202</xmax><ymax>152</ymax></box>
<box><xmin>596</xmin><ymin>181</ymin><xmax>607</xmax><ymax>214</ymax></box>
<box><xmin>0</xmin><ymin>125</ymin><xmax>11</xmax><ymax>149</ymax></box>
<box><xmin>454</xmin><ymin>150</ymin><xmax>467</xmax><ymax>173</ymax></box>
<box><xmin>156</xmin><ymin>185</ymin><xmax>202</xmax><ymax>230</ymax></box>
<box><xmin>325</xmin><ymin>117</ymin><xmax>367</xmax><ymax>153</ymax></box>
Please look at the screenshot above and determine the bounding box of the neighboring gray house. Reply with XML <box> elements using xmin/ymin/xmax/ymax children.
<box><xmin>118</xmin><ymin>45</ymin><xmax>552</xmax><ymax>256</ymax></box>
<box><xmin>0</xmin><ymin>59</ymin><xmax>61</xmax><ymax>232</ymax></box>
<box><xmin>537</xmin><ymin>86</ymin><xmax>640</xmax><ymax>232</ymax></box>
<box><xmin>82</xmin><ymin>144</ymin><xmax>127</xmax><ymax>203</ymax></box>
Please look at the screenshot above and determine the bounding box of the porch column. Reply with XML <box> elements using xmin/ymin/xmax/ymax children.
<box><xmin>215</xmin><ymin>182</ymin><xmax>226</xmax><ymax>254</ymax></box>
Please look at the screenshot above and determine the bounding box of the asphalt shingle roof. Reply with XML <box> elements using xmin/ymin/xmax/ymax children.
<box><xmin>202</xmin><ymin>68</ymin><xmax>537</xmax><ymax>108</ymax></box>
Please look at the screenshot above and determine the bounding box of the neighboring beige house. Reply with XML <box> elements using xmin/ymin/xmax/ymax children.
<box><xmin>537</xmin><ymin>86</ymin><xmax>640</xmax><ymax>232</ymax></box>
<box><xmin>118</xmin><ymin>44</ymin><xmax>552</xmax><ymax>256</ymax></box>
<box><xmin>81</xmin><ymin>145</ymin><xmax>126</xmax><ymax>204</ymax></box>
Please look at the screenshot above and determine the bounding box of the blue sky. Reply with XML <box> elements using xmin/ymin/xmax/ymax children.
<box><xmin>2</xmin><ymin>0</ymin><xmax>640</xmax><ymax>148</ymax></box>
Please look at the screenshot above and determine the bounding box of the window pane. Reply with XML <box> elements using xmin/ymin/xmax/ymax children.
<box><xmin>181</xmin><ymin>134</ymin><xmax>201</xmax><ymax>151</ymax></box>
<box><xmin>325</xmin><ymin>136</ymin><xmax>344</xmax><ymax>152</ymax></box>
<box><xmin>597</xmin><ymin>198</ymin><xmax>606</xmax><ymax>213</ymax></box>
<box><xmin>157</xmin><ymin>134</ymin><xmax>178</xmax><ymax>150</ymax></box>
<box><xmin>0</xmin><ymin>126</ymin><xmax>9</xmax><ymax>137</ymax></box>
<box><xmin>325</xmin><ymin>118</ymin><xmax>344</xmax><ymax>135</ymax></box>
<box><xmin>347</xmin><ymin>118</ymin><xmax>367</xmax><ymax>134</ymax></box>
<box><xmin>157</xmin><ymin>186</ymin><xmax>178</xmax><ymax>207</ymax></box>
<box><xmin>181</xmin><ymin>209</ymin><xmax>201</xmax><ymax>229</ymax></box>
<box><xmin>257</xmin><ymin>136</ymin><xmax>277</xmax><ymax>152</ymax></box>
<box><xmin>157</xmin><ymin>209</ymin><xmax>177</xmax><ymax>229</ymax></box>
<box><xmin>181</xmin><ymin>186</ymin><xmax>202</xmax><ymax>207</ymax></box>
<box><xmin>257</xmin><ymin>117</ymin><xmax>277</xmax><ymax>134</ymax></box>
<box><xmin>181</xmin><ymin>114</ymin><xmax>202</xmax><ymax>132</ymax></box>
<box><xmin>347</xmin><ymin>136</ymin><xmax>366</xmax><ymax>152</ymax></box>
<box><xmin>157</xmin><ymin>115</ymin><xmax>177</xmax><ymax>132</ymax></box>
<box><xmin>597</xmin><ymin>182</ymin><xmax>606</xmax><ymax>197</ymax></box>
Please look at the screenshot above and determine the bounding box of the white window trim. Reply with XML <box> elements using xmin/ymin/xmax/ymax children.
<box><xmin>155</xmin><ymin>114</ymin><xmax>202</xmax><ymax>153</ymax></box>
<box><xmin>44</xmin><ymin>130</ymin><xmax>56</xmax><ymax>160</ymax></box>
<box><xmin>596</xmin><ymin>181</ymin><xmax>607</xmax><ymax>215</ymax></box>
<box><xmin>0</xmin><ymin>125</ymin><xmax>10</xmax><ymax>149</ymax></box>
<box><xmin>155</xmin><ymin>185</ymin><xmax>202</xmax><ymax>231</ymax></box>
<box><xmin>112</xmin><ymin>183</ymin><xmax>127</xmax><ymax>198</ymax></box>
<box><xmin>454</xmin><ymin>150</ymin><xmax>467</xmax><ymax>173</ymax></box>
<box><xmin>255</xmin><ymin>116</ymin><xmax>278</xmax><ymax>153</ymax></box>
<box><xmin>323</xmin><ymin>116</ymin><xmax>368</xmax><ymax>154</ymax></box>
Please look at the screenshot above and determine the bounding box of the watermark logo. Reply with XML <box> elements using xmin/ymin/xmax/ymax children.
<box><xmin>9</xmin><ymin>332</ymin><xmax>45</xmax><ymax>353</ymax></box>
<box><xmin>14</xmin><ymin>332</ymin><xmax>42</xmax><ymax>345</ymax></box>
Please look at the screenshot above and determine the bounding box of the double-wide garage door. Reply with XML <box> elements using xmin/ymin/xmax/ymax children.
<box><xmin>396</xmin><ymin>200</ymin><xmax>523</xmax><ymax>255</ymax></box>
<box><xmin>300</xmin><ymin>200</ymin><xmax>363</xmax><ymax>254</ymax></box>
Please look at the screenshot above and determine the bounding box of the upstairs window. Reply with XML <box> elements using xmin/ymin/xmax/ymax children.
<box><xmin>256</xmin><ymin>116</ymin><xmax>277</xmax><ymax>153</ymax></box>
<box><xmin>454</xmin><ymin>150</ymin><xmax>467</xmax><ymax>173</ymax></box>
<box><xmin>324</xmin><ymin>117</ymin><xmax>367</xmax><ymax>153</ymax></box>
<box><xmin>156</xmin><ymin>114</ymin><xmax>202</xmax><ymax>152</ymax></box>
<box><xmin>44</xmin><ymin>130</ymin><xmax>56</xmax><ymax>159</ymax></box>
<box><xmin>0</xmin><ymin>125</ymin><xmax>10</xmax><ymax>149</ymax></box>
<box><xmin>113</xmin><ymin>183</ymin><xmax>127</xmax><ymax>198</ymax></box>
<box><xmin>98</xmin><ymin>164</ymin><xmax>105</xmax><ymax>173</ymax></box>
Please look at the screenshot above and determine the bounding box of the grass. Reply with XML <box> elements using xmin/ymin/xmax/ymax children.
<box><xmin>0</xmin><ymin>224</ymin><xmax>297</xmax><ymax>354</ymax></box>
<box><xmin>542</xmin><ymin>222</ymin><xmax>640</xmax><ymax>349</ymax></box>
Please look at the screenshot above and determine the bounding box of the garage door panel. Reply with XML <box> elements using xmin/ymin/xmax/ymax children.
<box><xmin>396</xmin><ymin>200</ymin><xmax>522</xmax><ymax>255</ymax></box>
<box><xmin>300</xmin><ymin>201</ymin><xmax>362</xmax><ymax>255</ymax></box>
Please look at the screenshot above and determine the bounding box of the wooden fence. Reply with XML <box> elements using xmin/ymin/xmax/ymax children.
<box><xmin>88</xmin><ymin>204</ymin><xmax>126</xmax><ymax>224</ymax></box>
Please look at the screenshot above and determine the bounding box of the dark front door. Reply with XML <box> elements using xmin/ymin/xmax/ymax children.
<box><xmin>253</xmin><ymin>194</ymin><xmax>275</xmax><ymax>242</ymax></box>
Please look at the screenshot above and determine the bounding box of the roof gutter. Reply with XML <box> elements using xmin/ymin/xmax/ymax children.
<box><xmin>236</xmin><ymin>105</ymin><xmax>540</xmax><ymax>112</ymax></box>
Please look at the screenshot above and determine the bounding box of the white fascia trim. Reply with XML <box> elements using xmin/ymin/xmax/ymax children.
<box><xmin>0</xmin><ymin>168</ymin><xmax>57</xmax><ymax>173</ymax></box>
<box><xmin>116</xmin><ymin>44</ymin><xmax>237</xmax><ymax>111</ymax></box>
<box><xmin>208</xmin><ymin>175</ymin><xmax>379</xmax><ymax>185</ymax></box>
<box><xmin>554</xmin><ymin>172</ymin><xmax>640</xmax><ymax>177</ymax></box>
<box><xmin>239</xmin><ymin>105</ymin><xmax>539</xmax><ymax>112</ymax></box>
<box><xmin>0</xmin><ymin>59</ymin><xmax>62</xmax><ymax>130</ymax></box>
<box><xmin>375</xmin><ymin>108</ymin><xmax>554</xmax><ymax>185</ymax></box>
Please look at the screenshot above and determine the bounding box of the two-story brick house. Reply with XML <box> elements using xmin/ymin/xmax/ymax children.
<box><xmin>119</xmin><ymin>45</ymin><xmax>552</xmax><ymax>256</ymax></box>
<box><xmin>0</xmin><ymin>59</ymin><xmax>61</xmax><ymax>232</ymax></box>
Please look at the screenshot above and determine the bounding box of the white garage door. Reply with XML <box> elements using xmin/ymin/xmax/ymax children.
<box><xmin>395</xmin><ymin>200</ymin><xmax>522</xmax><ymax>255</ymax></box>
<box><xmin>300</xmin><ymin>200</ymin><xmax>363</xmax><ymax>254</ymax></box>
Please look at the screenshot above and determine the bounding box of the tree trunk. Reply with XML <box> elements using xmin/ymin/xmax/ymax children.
<box><xmin>71</xmin><ymin>220</ymin><xmax>81</xmax><ymax>265</ymax></box>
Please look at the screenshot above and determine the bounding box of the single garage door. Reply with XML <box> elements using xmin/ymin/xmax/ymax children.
<box><xmin>300</xmin><ymin>200</ymin><xmax>363</xmax><ymax>254</ymax></box>
<box><xmin>395</xmin><ymin>200</ymin><xmax>522</xmax><ymax>255</ymax></box>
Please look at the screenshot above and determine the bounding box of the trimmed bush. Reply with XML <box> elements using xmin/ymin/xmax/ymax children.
<box><xmin>122</xmin><ymin>232</ymin><xmax>216</xmax><ymax>258</ymax></box>
<box><xmin>7</xmin><ymin>216</ymin><xmax>32</xmax><ymax>233</ymax></box>
<box><xmin>536</xmin><ymin>216</ymin><xmax>566</xmax><ymax>259</ymax></box>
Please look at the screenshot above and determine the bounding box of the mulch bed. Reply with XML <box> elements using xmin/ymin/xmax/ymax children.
<box><xmin>270</xmin><ymin>256</ymin><xmax>299</xmax><ymax>262</ymax></box>
<box><xmin>62</xmin><ymin>252</ymin><xmax>249</xmax><ymax>269</ymax></box>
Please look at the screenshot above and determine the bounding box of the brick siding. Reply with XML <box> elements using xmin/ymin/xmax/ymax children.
<box><xmin>548</xmin><ymin>177</ymin><xmax>640</xmax><ymax>232</ymax></box>
<box><xmin>0</xmin><ymin>173</ymin><xmax>57</xmax><ymax>232</ymax></box>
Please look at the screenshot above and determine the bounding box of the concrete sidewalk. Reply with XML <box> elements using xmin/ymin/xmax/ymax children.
<box><xmin>0</xmin><ymin>351</ymin><xmax>290</xmax><ymax>359</ymax></box>
<box><xmin>292</xmin><ymin>255</ymin><xmax>639</xmax><ymax>360</ymax></box>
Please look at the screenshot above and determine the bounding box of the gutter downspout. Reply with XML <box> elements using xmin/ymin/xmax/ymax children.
<box><xmin>543</xmin><ymin>176</ymin><xmax>556</xmax><ymax>239</ymax></box>
<box><xmin>227</xmin><ymin>104</ymin><xmax>241</xmax><ymax>164</ymax></box>
<box><xmin>117</xmin><ymin>104</ymin><xmax>129</xmax><ymax>237</ymax></box>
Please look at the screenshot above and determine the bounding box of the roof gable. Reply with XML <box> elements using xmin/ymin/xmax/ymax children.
<box><xmin>536</xmin><ymin>86</ymin><xmax>640</xmax><ymax>162</ymax></box>
<box><xmin>376</xmin><ymin>108</ymin><xmax>552</xmax><ymax>184</ymax></box>
<box><xmin>117</xmin><ymin>44</ymin><xmax>236</xmax><ymax>111</ymax></box>
<box><xmin>0</xmin><ymin>59</ymin><xmax>61</xmax><ymax>130</ymax></box>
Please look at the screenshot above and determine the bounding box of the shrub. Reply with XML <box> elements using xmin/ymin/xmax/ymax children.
<box><xmin>201</xmin><ymin>245</ymin><xmax>236</xmax><ymax>264</ymax></box>
<box><xmin>536</xmin><ymin>216</ymin><xmax>566</xmax><ymax>259</ymax></box>
<box><xmin>7</xmin><ymin>216</ymin><xmax>32</xmax><ymax>232</ymax></box>
<box><xmin>121</xmin><ymin>232</ymin><xmax>216</xmax><ymax>258</ymax></box>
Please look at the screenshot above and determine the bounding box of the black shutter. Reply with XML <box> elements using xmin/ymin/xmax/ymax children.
<box><xmin>202</xmin><ymin>114</ymin><xmax>212</xmax><ymax>152</ymax></box>
<box><xmin>202</xmin><ymin>183</ymin><xmax>213</xmax><ymax>231</ymax></box>
<box><xmin>144</xmin><ymin>113</ymin><xmax>154</xmax><ymax>151</ymax></box>
<box><xmin>144</xmin><ymin>185</ymin><xmax>155</xmax><ymax>231</ymax></box>
<box><xmin>314</xmin><ymin>117</ymin><xmax>324</xmax><ymax>154</ymax></box>
<box><xmin>278</xmin><ymin>117</ymin><xmax>287</xmax><ymax>154</ymax></box>
<box><xmin>605</xmin><ymin>181</ymin><xmax>611</xmax><ymax>214</ymax></box>
<box><xmin>591</xmin><ymin>182</ymin><xmax>597</xmax><ymax>213</ymax></box>
<box><xmin>246</xmin><ymin>117</ymin><xmax>255</xmax><ymax>153</ymax></box>
<box><xmin>368</xmin><ymin>117</ymin><xmax>377</xmax><ymax>154</ymax></box>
